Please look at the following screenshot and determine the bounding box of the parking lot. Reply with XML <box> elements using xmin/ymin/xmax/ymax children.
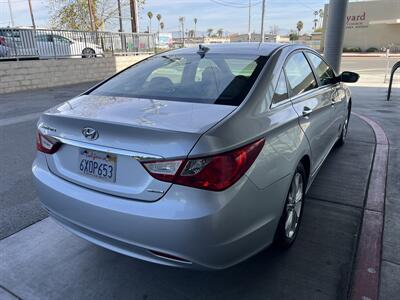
<box><xmin>0</xmin><ymin>57</ymin><xmax>399</xmax><ymax>299</ymax></box>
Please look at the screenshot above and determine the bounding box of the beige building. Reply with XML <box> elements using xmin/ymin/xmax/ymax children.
<box><xmin>229</xmin><ymin>33</ymin><xmax>290</xmax><ymax>43</ymax></box>
<box><xmin>322</xmin><ymin>0</ymin><xmax>400</xmax><ymax>51</ymax></box>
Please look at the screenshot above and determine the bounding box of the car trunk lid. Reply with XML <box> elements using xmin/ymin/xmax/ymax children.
<box><xmin>40</xmin><ymin>95</ymin><xmax>235</xmax><ymax>201</ymax></box>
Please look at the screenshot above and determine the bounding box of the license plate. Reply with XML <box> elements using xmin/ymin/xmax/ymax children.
<box><xmin>78</xmin><ymin>149</ymin><xmax>117</xmax><ymax>182</ymax></box>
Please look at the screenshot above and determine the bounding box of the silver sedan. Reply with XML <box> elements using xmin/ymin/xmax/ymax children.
<box><xmin>33</xmin><ymin>43</ymin><xmax>359</xmax><ymax>270</ymax></box>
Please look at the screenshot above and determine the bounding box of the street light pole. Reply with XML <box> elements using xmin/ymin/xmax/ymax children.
<box><xmin>260</xmin><ymin>0</ymin><xmax>266</xmax><ymax>42</ymax></box>
<box><xmin>28</xmin><ymin>0</ymin><xmax>36</xmax><ymax>29</ymax></box>
<box><xmin>117</xmin><ymin>0</ymin><xmax>123</xmax><ymax>32</ymax></box>
<box><xmin>7</xmin><ymin>0</ymin><xmax>15</xmax><ymax>27</ymax></box>
<box><xmin>323</xmin><ymin>0</ymin><xmax>349</xmax><ymax>73</ymax></box>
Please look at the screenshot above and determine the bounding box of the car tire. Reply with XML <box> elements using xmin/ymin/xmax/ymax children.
<box><xmin>82</xmin><ymin>48</ymin><xmax>96</xmax><ymax>58</ymax></box>
<box><xmin>336</xmin><ymin>105</ymin><xmax>351</xmax><ymax>147</ymax></box>
<box><xmin>273</xmin><ymin>163</ymin><xmax>306</xmax><ymax>249</ymax></box>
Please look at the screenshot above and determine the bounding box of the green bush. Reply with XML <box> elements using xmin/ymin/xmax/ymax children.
<box><xmin>366</xmin><ymin>47</ymin><xmax>380</xmax><ymax>53</ymax></box>
<box><xmin>343</xmin><ymin>47</ymin><xmax>362</xmax><ymax>53</ymax></box>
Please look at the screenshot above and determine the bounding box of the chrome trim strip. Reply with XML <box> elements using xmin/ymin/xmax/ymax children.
<box><xmin>146</xmin><ymin>189</ymin><xmax>165</xmax><ymax>194</ymax></box>
<box><xmin>51</xmin><ymin>136</ymin><xmax>162</xmax><ymax>161</ymax></box>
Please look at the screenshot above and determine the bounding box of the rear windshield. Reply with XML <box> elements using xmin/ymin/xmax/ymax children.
<box><xmin>91</xmin><ymin>53</ymin><xmax>267</xmax><ymax>106</ymax></box>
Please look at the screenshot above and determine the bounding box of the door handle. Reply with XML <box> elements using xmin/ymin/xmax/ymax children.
<box><xmin>331</xmin><ymin>91</ymin><xmax>338</xmax><ymax>105</ymax></box>
<box><xmin>302</xmin><ymin>106</ymin><xmax>312</xmax><ymax>117</ymax></box>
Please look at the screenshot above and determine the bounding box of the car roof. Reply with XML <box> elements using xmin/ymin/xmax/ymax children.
<box><xmin>166</xmin><ymin>42</ymin><xmax>289</xmax><ymax>56</ymax></box>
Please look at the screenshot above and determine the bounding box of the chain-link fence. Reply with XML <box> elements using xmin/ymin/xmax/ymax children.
<box><xmin>0</xmin><ymin>28</ymin><xmax>156</xmax><ymax>60</ymax></box>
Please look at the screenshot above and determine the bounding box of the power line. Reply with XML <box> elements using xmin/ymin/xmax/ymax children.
<box><xmin>209</xmin><ymin>0</ymin><xmax>262</xmax><ymax>8</ymax></box>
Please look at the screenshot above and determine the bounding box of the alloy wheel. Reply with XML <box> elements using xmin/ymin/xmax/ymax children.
<box><xmin>82</xmin><ymin>48</ymin><xmax>95</xmax><ymax>58</ymax></box>
<box><xmin>285</xmin><ymin>172</ymin><xmax>303</xmax><ymax>239</ymax></box>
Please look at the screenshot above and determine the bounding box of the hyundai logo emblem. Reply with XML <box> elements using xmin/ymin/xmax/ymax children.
<box><xmin>82</xmin><ymin>127</ymin><xmax>99</xmax><ymax>140</ymax></box>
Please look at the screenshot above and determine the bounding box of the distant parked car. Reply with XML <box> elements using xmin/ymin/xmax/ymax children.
<box><xmin>0</xmin><ymin>28</ymin><xmax>104</xmax><ymax>59</ymax></box>
<box><xmin>35</xmin><ymin>33</ymin><xmax>104</xmax><ymax>58</ymax></box>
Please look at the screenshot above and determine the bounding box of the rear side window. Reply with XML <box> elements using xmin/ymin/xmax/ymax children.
<box><xmin>272</xmin><ymin>71</ymin><xmax>288</xmax><ymax>104</ymax></box>
<box><xmin>284</xmin><ymin>52</ymin><xmax>317</xmax><ymax>97</ymax></box>
<box><xmin>306</xmin><ymin>52</ymin><xmax>335</xmax><ymax>86</ymax></box>
<box><xmin>91</xmin><ymin>53</ymin><xmax>267</xmax><ymax>106</ymax></box>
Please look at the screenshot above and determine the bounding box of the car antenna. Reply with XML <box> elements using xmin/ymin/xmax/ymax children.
<box><xmin>197</xmin><ymin>44</ymin><xmax>209</xmax><ymax>58</ymax></box>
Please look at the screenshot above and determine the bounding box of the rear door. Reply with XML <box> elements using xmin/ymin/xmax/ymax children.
<box><xmin>285</xmin><ymin>51</ymin><xmax>334</xmax><ymax>174</ymax></box>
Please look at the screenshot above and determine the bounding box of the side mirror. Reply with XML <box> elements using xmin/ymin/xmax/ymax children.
<box><xmin>339</xmin><ymin>71</ymin><xmax>359</xmax><ymax>83</ymax></box>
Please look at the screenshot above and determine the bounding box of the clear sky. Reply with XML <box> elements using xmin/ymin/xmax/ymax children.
<box><xmin>0</xmin><ymin>0</ymin><xmax>331</xmax><ymax>35</ymax></box>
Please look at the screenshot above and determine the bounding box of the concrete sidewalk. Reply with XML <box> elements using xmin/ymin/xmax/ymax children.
<box><xmin>0</xmin><ymin>115</ymin><xmax>375</xmax><ymax>300</ymax></box>
<box><xmin>350</xmin><ymin>86</ymin><xmax>400</xmax><ymax>299</ymax></box>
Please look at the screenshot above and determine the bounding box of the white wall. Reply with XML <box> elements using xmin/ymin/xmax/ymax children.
<box><xmin>0</xmin><ymin>55</ymin><xmax>150</xmax><ymax>94</ymax></box>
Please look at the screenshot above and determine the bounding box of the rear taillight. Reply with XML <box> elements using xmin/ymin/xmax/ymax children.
<box><xmin>142</xmin><ymin>138</ymin><xmax>265</xmax><ymax>191</ymax></box>
<box><xmin>36</xmin><ymin>130</ymin><xmax>61</xmax><ymax>154</ymax></box>
<box><xmin>0</xmin><ymin>37</ymin><xmax>6</xmax><ymax>46</ymax></box>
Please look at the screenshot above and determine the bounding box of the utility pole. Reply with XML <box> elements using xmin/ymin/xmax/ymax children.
<box><xmin>7</xmin><ymin>0</ymin><xmax>14</xmax><ymax>27</ymax></box>
<box><xmin>181</xmin><ymin>18</ymin><xmax>185</xmax><ymax>47</ymax></box>
<box><xmin>130</xmin><ymin>0</ymin><xmax>139</xmax><ymax>32</ymax></box>
<box><xmin>87</xmin><ymin>0</ymin><xmax>96</xmax><ymax>31</ymax></box>
<box><xmin>28</xmin><ymin>0</ymin><xmax>36</xmax><ymax>29</ymax></box>
<box><xmin>248</xmin><ymin>0</ymin><xmax>251</xmax><ymax>42</ymax></box>
<box><xmin>117</xmin><ymin>0</ymin><xmax>123</xmax><ymax>32</ymax></box>
<box><xmin>260</xmin><ymin>0</ymin><xmax>266</xmax><ymax>42</ymax></box>
<box><xmin>323</xmin><ymin>0</ymin><xmax>349</xmax><ymax>73</ymax></box>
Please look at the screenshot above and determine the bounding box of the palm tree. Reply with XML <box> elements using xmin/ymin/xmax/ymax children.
<box><xmin>207</xmin><ymin>28</ymin><xmax>213</xmax><ymax>37</ymax></box>
<box><xmin>313</xmin><ymin>11</ymin><xmax>318</xmax><ymax>30</ymax></box>
<box><xmin>188</xmin><ymin>29</ymin><xmax>195</xmax><ymax>38</ymax></box>
<box><xmin>313</xmin><ymin>19</ymin><xmax>318</xmax><ymax>31</ymax></box>
<box><xmin>217</xmin><ymin>28</ymin><xmax>223</xmax><ymax>38</ymax></box>
<box><xmin>160</xmin><ymin>22</ymin><xmax>164</xmax><ymax>32</ymax></box>
<box><xmin>296</xmin><ymin>21</ymin><xmax>304</xmax><ymax>36</ymax></box>
<box><xmin>319</xmin><ymin>9</ymin><xmax>324</xmax><ymax>28</ymax></box>
<box><xmin>156</xmin><ymin>14</ymin><xmax>162</xmax><ymax>33</ymax></box>
<box><xmin>194</xmin><ymin>18</ymin><xmax>198</xmax><ymax>38</ymax></box>
<box><xmin>147</xmin><ymin>11</ymin><xmax>153</xmax><ymax>33</ymax></box>
<box><xmin>179</xmin><ymin>17</ymin><xmax>185</xmax><ymax>43</ymax></box>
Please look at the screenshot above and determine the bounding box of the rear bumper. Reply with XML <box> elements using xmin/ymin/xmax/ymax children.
<box><xmin>33</xmin><ymin>153</ymin><xmax>290</xmax><ymax>270</ymax></box>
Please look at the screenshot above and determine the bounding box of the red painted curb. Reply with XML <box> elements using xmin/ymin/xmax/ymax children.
<box><xmin>350</xmin><ymin>113</ymin><xmax>389</xmax><ymax>300</ymax></box>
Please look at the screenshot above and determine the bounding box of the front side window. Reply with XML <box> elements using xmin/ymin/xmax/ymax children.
<box><xmin>36</xmin><ymin>34</ymin><xmax>52</xmax><ymax>42</ymax></box>
<box><xmin>272</xmin><ymin>71</ymin><xmax>288</xmax><ymax>104</ymax></box>
<box><xmin>306</xmin><ymin>52</ymin><xmax>335</xmax><ymax>86</ymax></box>
<box><xmin>54</xmin><ymin>36</ymin><xmax>71</xmax><ymax>44</ymax></box>
<box><xmin>146</xmin><ymin>56</ymin><xmax>186</xmax><ymax>84</ymax></box>
<box><xmin>284</xmin><ymin>52</ymin><xmax>317</xmax><ymax>97</ymax></box>
<box><xmin>91</xmin><ymin>53</ymin><xmax>267</xmax><ymax>106</ymax></box>
<box><xmin>224</xmin><ymin>59</ymin><xmax>258</xmax><ymax>77</ymax></box>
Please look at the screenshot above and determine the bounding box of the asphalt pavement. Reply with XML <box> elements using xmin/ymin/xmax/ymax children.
<box><xmin>0</xmin><ymin>82</ymin><xmax>97</xmax><ymax>239</ymax></box>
